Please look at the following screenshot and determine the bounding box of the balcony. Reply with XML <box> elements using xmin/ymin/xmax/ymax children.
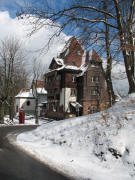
<box><xmin>45</xmin><ymin>80</ymin><xmax>61</xmax><ymax>89</ymax></box>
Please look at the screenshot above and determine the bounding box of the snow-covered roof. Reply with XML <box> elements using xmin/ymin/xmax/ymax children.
<box><xmin>41</xmin><ymin>101</ymin><xmax>48</xmax><ymax>104</ymax></box>
<box><xmin>70</xmin><ymin>102</ymin><xmax>82</xmax><ymax>108</ymax></box>
<box><xmin>64</xmin><ymin>65</ymin><xmax>80</xmax><ymax>70</ymax></box>
<box><xmin>54</xmin><ymin>58</ymin><xmax>64</xmax><ymax>66</ymax></box>
<box><xmin>47</xmin><ymin>64</ymin><xmax>82</xmax><ymax>73</ymax></box>
<box><xmin>16</xmin><ymin>89</ymin><xmax>34</xmax><ymax>98</ymax></box>
<box><xmin>16</xmin><ymin>88</ymin><xmax>47</xmax><ymax>98</ymax></box>
<box><xmin>47</xmin><ymin>37</ymin><xmax>102</xmax><ymax>76</ymax></box>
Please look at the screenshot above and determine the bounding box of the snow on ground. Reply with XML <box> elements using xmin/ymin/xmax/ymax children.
<box><xmin>17</xmin><ymin>94</ymin><xmax>135</xmax><ymax>180</ymax></box>
<box><xmin>4</xmin><ymin>114</ymin><xmax>49</xmax><ymax>126</ymax></box>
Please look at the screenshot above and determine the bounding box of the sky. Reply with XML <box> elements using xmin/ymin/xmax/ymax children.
<box><xmin>0</xmin><ymin>0</ymin><xmax>122</xmax><ymax>70</ymax></box>
<box><xmin>0</xmin><ymin>0</ymin><xmax>26</xmax><ymax>17</ymax></box>
<box><xmin>0</xmin><ymin>0</ymin><xmax>68</xmax><ymax>18</ymax></box>
<box><xmin>0</xmin><ymin>0</ymin><xmax>69</xmax><ymax>70</ymax></box>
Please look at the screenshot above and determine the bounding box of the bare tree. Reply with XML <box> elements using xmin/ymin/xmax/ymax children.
<box><xmin>18</xmin><ymin>0</ymin><xmax>135</xmax><ymax>96</ymax></box>
<box><xmin>103</xmin><ymin>0</ymin><xmax>116</xmax><ymax>105</ymax></box>
<box><xmin>31</xmin><ymin>58</ymin><xmax>45</xmax><ymax>124</ymax></box>
<box><xmin>0</xmin><ymin>37</ymin><xmax>28</xmax><ymax>123</ymax></box>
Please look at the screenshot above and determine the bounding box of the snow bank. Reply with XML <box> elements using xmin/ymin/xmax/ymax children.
<box><xmin>17</xmin><ymin>94</ymin><xmax>135</xmax><ymax>180</ymax></box>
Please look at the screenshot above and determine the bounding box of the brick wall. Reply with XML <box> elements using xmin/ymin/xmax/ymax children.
<box><xmin>64</xmin><ymin>37</ymin><xmax>84</xmax><ymax>67</ymax></box>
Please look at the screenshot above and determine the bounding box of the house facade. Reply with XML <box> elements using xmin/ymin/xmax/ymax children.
<box><xmin>44</xmin><ymin>37</ymin><xmax>109</xmax><ymax>120</ymax></box>
<box><xmin>77</xmin><ymin>50</ymin><xmax>109</xmax><ymax>115</ymax></box>
<box><xmin>15</xmin><ymin>81</ymin><xmax>47</xmax><ymax>115</ymax></box>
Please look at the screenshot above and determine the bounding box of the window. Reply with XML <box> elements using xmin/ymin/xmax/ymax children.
<box><xmin>56</xmin><ymin>75</ymin><xmax>61</xmax><ymax>80</ymax></box>
<box><xmin>88</xmin><ymin>105</ymin><xmax>98</xmax><ymax>114</ymax></box>
<box><xmin>91</xmin><ymin>106</ymin><xmax>98</xmax><ymax>113</ymax></box>
<box><xmin>77</xmin><ymin>50</ymin><xmax>81</xmax><ymax>56</ymax></box>
<box><xmin>27</xmin><ymin>100</ymin><xmax>30</xmax><ymax>106</ymax></box>
<box><xmin>91</xmin><ymin>76</ymin><xmax>99</xmax><ymax>83</ymax></box>
<box><xmin>45</xmin><ymin>77</ymin><xmax>47</xmax><ymax>84</ymax></box>
<box><xmin>90</xmin><ymin>89</ymin><xmax>98</xmax><ymax>95</ymax></box>
<box><xmin>54</xmin><ymin>88</ymin><xmax>58</xmax><ymax>93</ymax></box>
<box><xmin>96</xmin><ymin>76</ymin><xmax>99</xmax><ymax>82</ymax></box>
<box><xmin>72</xmin><ymin>76</ymin><xmax>76</xmax><ymax>82</ymax></box>
<box><xmin>90</xmin><ymin>61</ymin><xmax>95</xmax><ymax>66</ymax></box>
<box><xmin>72</xmin><ymin>61</ymin><xmax>76</xmax><ymax>66</ymax></box>
<box><xmin>91</xmin><ymin>76</ymin><xmax>94</xmax><ymax>82</ymax></box>
<box><xmin>56</xmin><ymin>94</ymin><xmax>60</xmax><ymax>100</ymax></box>
<box><xmin>71</xmin><ymin>89</ymin><xmax>76</xmax><ymax>96</ymax></box>
<box><xmin>90</xmin><ymin>61</ymin><xmax>100</xmax><ymax>67</ymax></box>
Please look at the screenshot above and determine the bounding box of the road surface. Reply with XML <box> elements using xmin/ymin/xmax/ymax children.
<box><xmin>0</xmin><ymin>125</ymin><xmax>71</xmax><ymax>180</ymax></box>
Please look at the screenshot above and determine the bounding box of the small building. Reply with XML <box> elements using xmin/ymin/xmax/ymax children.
<box><xmin>15</xmin><ymin>87</ymin><xmax>47</xmax><ymax>115</ymax></box>
<box><xmin>44</xmin><ymin>37</ymin><xmax>109</xmax><ymax>120</ymax></box>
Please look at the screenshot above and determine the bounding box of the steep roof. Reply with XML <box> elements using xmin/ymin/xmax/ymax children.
<box><xmin>49</xmin><ymin>58</ymin><xmax>64</xmax><ymax>69</ymax></box>
<box><xmin>89</xmin><ymin>49</ymin><xmax>102</xmax><ymax>62</ymax></box>
<box><xmin>47</xmin><ymin>37</ymin><xmax>102</xmax><ymax>76</ymax></box>
<box><xmin>15</xmin><ymin>89</ymin><xmax>34</xmax><ymax>98</ymax></box>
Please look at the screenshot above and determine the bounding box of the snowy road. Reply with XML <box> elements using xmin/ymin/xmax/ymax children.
<box><xmin>0</xmin><ymin>126</ymin><xmax>70</xmax><ymax>180</ymax></box>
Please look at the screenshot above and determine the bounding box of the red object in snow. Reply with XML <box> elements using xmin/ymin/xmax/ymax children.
<box><xmin>19</xmin><ymin>108</ymin><xmax>25</xmax><ymax>124</ymax></box>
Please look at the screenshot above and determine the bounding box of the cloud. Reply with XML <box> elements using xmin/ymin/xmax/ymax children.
<box><xmin>0</xmin><ymin>11</ymin><xmax>69</xmax><ymax>71</ymax></box>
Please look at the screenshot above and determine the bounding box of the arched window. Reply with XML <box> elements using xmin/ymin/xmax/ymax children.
<box><xmin>27</xmin><ymin>100</ymin><xmax>30</xmax><ymax>106</ymax></box>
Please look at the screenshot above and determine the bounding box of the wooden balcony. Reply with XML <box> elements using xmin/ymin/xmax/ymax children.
<box><xmin>45</xmin><ymin>80</ymin><xmax>61</xmax><ymax>89</ymax></box>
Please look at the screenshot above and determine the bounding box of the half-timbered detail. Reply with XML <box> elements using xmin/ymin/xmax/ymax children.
<box><xmin>45</xmin><ymin>37</ymin><xmax>109</xmax><ymax>120</ymax></box>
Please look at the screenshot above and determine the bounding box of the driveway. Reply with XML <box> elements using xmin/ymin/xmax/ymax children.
<box><xmin>0</xmin><ymin>125</ymin><xmax>71</xmax><ymax>180</ymax></box>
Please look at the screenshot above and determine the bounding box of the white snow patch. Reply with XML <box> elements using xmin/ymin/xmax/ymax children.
<box><xmin>17</xmin><ymin>94</ymin><xmax>135</xmax><ymax>180</ymax></box>
<box><xmin>15</xmin><ymin>89</ymin><xmax>34</xmax><ymax>98</ymax></box>
<box><xmin>36</xmin><ymin>88</ymin><xmax>47</xmax><ymax>94</ymax></box>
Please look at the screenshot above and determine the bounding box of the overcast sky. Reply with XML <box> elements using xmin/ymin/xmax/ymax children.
<box><xmin>0</xmin><ymin>1</ymin><xmax>69</xmax><ymax>71</ymax></box>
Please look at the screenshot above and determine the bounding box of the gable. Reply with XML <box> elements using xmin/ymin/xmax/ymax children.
<box><xmin>49</xmin><ymin>58</ymin><xmax>57</xmax><ymax>70</ymax></box>
<box><xmin>91</xmin><ymin>49</ymin><xmax>102</xmax><ymax>62</ymax></box>
<box><xmin>63</xmin><ymin>37</ymin><xmax>84</xmax><ymax>67</ymax></box>
<box><xmin>49</xmin><ymin>58</ymin><xmax>64</xmax><ymax>70</ymax></box>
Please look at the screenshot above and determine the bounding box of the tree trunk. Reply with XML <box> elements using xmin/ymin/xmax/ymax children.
<box><xmin>114</xmin><ymin>0</ymin><xmax>135</xmax><ymax>93</ymax></box>
<box><xmin>35</xmin><ymin>97</ymin><xmax>39</xmax><ymax>124</ymax></box>
<box><xmin>104</xmin><ymin>37</ymin><xmax>115</xmax><ymax>106</ymax></box>
<box><xmin>104</xmin><ymin>0</ymin><xmax>115</xmax><ymax>106</ymax></box>
<box><xmin>122</xmin><ymin>50</ymin><xmax>135</xmax><ymax>93</ymax></box>
<box><xmin>9</xmin><ymin>96</ymin><xmax>14</xmax><ymax>121</ymax></box>
<box><xmin>0</xmin><ymin>102</ymin><xmax>4</xmax><ymax>124</ymax></box>
<box><xmin>105</xmin><ymin>73</ymin><xmax>115</xmax><ymax>106</ymax></box>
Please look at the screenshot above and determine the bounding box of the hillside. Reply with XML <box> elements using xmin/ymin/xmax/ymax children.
<box><xmin>17</xmin><ymin>94</ymin><xmax>135</xmax><ymax>180</ymax></box>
